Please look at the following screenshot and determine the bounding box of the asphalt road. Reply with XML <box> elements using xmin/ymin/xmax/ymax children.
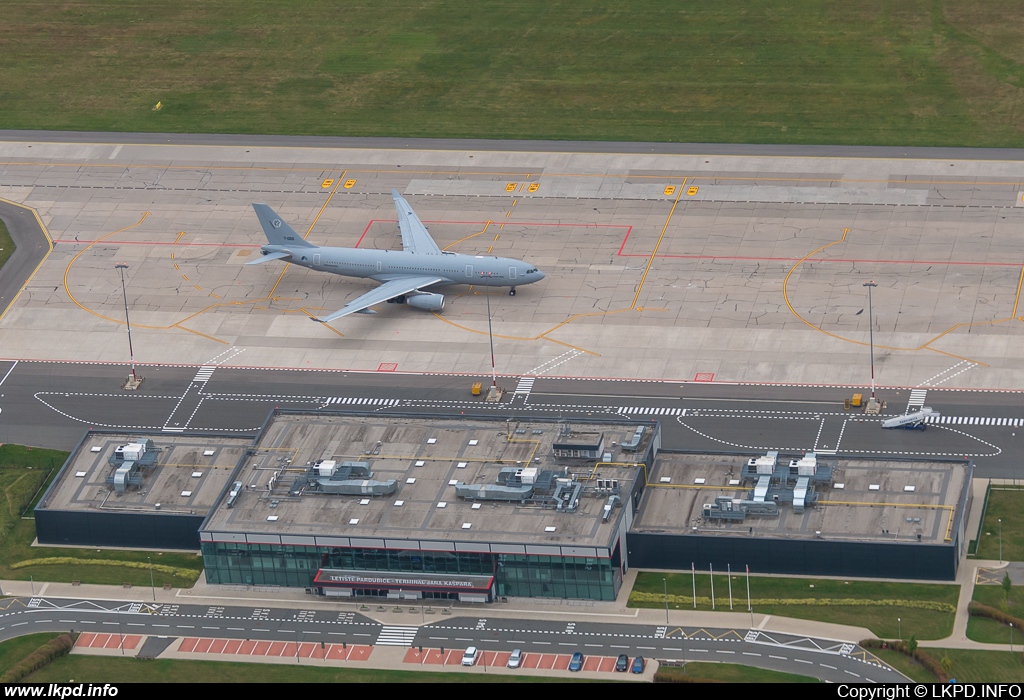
<box><xmin>0</xmin><ymin>597</ymin><xmax>907</xmax><ymax>682</ymax></box>
<box><xmin>3</xmin><ymin>128</ymin><xmax>1024</xmax><ymax>160</ymax></box>
<box><xmin>0</xmin><ymin>358</ymin><xmax>1021</xmax><ymax>477</ymax></box>
<box><xmin>0</xmin><ymin>200</ymin><xmax>50</xmax><ymax>325</ymax></box>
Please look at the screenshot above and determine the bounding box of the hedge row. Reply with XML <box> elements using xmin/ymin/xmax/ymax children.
<box><xmin>630</xmin><ymin>591</ymin><xmax>955</xmax><ymax>613</ymax></box>
<box><xmin>12</xmin><ymin>557</ymin><xmax>199</xmax><ymax>578</ymax></box>
<box><xmin>860</xmin><ymin>638</ymin><xmax>951</xmax><ymax>683</ymax></box>
<box><xmin>0</xmin><ymin>633</ymin><xmax>74</xmax><ymax>683</ymax></box>
<box><xmin>967</xmin><ymin>601</ymin><xmax>1024</xmax><ymax>629</ymax></box>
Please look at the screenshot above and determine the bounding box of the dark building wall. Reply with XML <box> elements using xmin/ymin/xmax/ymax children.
<box><xmin>626</xmin><ymin>533</ymin><xmax>957</xmax><ymax>580</ymax></box>
<box><xmin>35</xmin><ymin>510</ymin><xmax>204</xmax><ymax>550</ymax></box>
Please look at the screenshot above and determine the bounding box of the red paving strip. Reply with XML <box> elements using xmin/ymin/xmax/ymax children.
<box><xmin>422</xmin><ymin>648</ymin><xmax>447</xmax><ymax>664</ymax></box>
<box><xmin>522</xmin><ymin>653</ymin><xmax>540</xmax><ymax>669</ymax></box>
<box><xmin>346</xmin><ymin>645</ymin><xmax>372</xmax><ymax>661</ymax></box>
<box><xmin>536</xmin><ymin>654</ymin><xmax>556</xmax><ymax>670</ymax></box>
<box><xmin>404</xmin><ymin>648</ymin><xmax>428</xmax><ymax>664</ymax></box>
<box><xmin>74</xmin><ymin>633</ymin><xmax>95</xmax><ymax>648</ymax></box>
<box><xmin>173</xmin><ymin>638</ymin><xmax>371</xmax><ymax>662</ymax></box>
<box><xmin>325</xmin><ymin>645</ymin><xmax>349</xmax><ymax>661</ymax></box>
<box><xmin>300</xmin><ymin>642</ymin><xmax>322</xmax><ymax>659</ymax></box>
<box><xmin>593</xmin><ymin>657</ymin><xmax>613</xmax><ymax>672</ymax></box>
<box><xmin>553</xmin><ymin>654</ymin><xmax>572</xmax><ymax>670</ymax></box>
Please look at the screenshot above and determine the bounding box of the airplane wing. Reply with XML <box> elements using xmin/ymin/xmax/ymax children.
<box><xmin>393</xmin><ymin>189</ymin><xmax>443</xmax><ymax>255</ymax></box>
<box><xmin>312</xmin><ymin>275</ymin><xmax>446</xmax><ymax>324</ymax></box>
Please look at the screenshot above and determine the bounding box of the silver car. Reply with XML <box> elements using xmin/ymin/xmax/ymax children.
<box><xmin>507</xmin><ymin>648</ymin><xmax>523</xmax><ymax>669</ymax></box>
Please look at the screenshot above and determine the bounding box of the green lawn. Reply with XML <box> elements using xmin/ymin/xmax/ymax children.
<box><xmin>875</xmin><ymin>648</ymin><xmax>1024</xmax><ymax>683</ymax></box>
<box><xmin>0</xmin><ymin>218</ymin><xmax>14</xmax><ymax>272</ymax></box>
<box><xmin>975</xmin><ymin>488</ymin><xmax>1024</xmax><ymax>562</ymax></box>
<box><xmin>656</xmin><ymin>662</ymin><xmax>818</xmax><ymax>683</ymax></box>
<box><xmin>0</xmin><ymin>633</ymin><xmax>63</xmax><ymax>676</ymax></box>
<box><xmin>0</xmin><ymin>2</ymin><xmax>1022</xmax><ymax>147</ymax></box>
<box><xmin>630</xmin><ymin>571</ymin><xmax>958</xmax><ymax>640</ymax></box>
<box><xmin>0</xmin><ymin>444</ymin><xmax>203</xmax><ymax>587</ymax></box>
<box><xmin>25</xmin><ymin>656</ymin><xmax>576</xmax><ymax>683</ymax></box>
<box><xmin>967</xmin><ymin>582</ymin><xmax>1024</xmax><ymax>643</ymax></box>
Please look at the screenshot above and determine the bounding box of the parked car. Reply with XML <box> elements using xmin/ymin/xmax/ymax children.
<box><xmin>507</xmin><ymin>648</ymin><xmax>523</xmax><ymax>669</ymax></box>
<box><xmin>461</xmin><ymin>646</ymin><xmax>480</xmax><ymax>666</ymax></box>
<box><xmin>568</xmin><ymin>651</ymin><xmax>585</xmax><ymax>672</ymax></box>
<box><xmin>631</xmin><ymin>656</ymin><xmax>646</xmax><ymax>674</ymax></box>
<box><xmin>615</xmin><ymin>653</ymin><xmax>629</xmax><ymax>672</ymax></box>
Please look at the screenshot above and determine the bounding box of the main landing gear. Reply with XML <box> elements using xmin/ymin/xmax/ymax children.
<box><xmin>509</xmin><ymin>287</ymin><xmax>517</xmax><ymax>296</ymax></box>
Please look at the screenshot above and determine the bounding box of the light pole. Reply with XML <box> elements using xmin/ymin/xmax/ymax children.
<box><xmin>898</xmin><ymin>617</ymin><xmax>902</xmax><ymax>641</ymax></box>
<box><xmin>863</xmin><ymin>281</ymin><xmax>878</xmax><ymax>401</ymax></box>
<box><xmin>485</xmin><ymin>292</ymin><xmax>497</xmax><ymax>388</ymax></box>
<box><xmin>663</xmin><ymin>577</ymin><xmax>669</xmax><ymax>624</ymax></box>
<box><xmin>148</xmin><ymin>556</ymin><xmax>155</xmax><ymax>602</ymax></box>
<box><xmin>999</xmin><ymin>518</ymin><xmax>1003</xmax><ymax>564</ymax></box>
<box><xmin>115</xmin><ymin>263</ymin><xmax>137</xmax><ymax>383</ymax></box>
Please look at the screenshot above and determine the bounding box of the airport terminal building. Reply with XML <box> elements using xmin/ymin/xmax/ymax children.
<box><xmin>36</xmin><ymin>410</ymin><xmax>972</xmax><ymax>602</ymax></box>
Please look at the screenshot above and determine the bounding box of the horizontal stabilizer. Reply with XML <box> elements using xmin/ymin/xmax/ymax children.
<box><xmin>245</xmin><ymin>251</ymin><xmax>291</xmax><ymax>265</ymax></box>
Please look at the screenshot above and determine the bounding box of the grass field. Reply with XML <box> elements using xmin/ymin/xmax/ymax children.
<box><xmin>875</xmin><ymin>647</ymin><xmax>1024</xmax><ymax>683</ymax></box>
<box><xmin>1</xmin><ymin>2</ymin><xmax>1022</xmax><ymax>146</ymax></box>
<box><xmin>0</xmin><ymin>633</ymin><xmax>63</xmax><ymax>677</ymax></box>
<box><xmin>0</xmin><ymin>444</ymin><xmax>203</xmax><ymax>587</ymax></box>
<box><xmin>630</xmin><ymin>571</ymin><xmax>959</xmax><ymax>640</ymax></box>
<box><xmin>24</xmin><ymin>655</ymin><xmax>577</xmax><ymax>683</ymax></box>
<box><xmin>0</xmin><ymin>218</ymin><xmax>13</xmax><ymax>272</ymax></box>
<box><xmin>967</xmin><ymin>581</ymin><xmax>1024</xmax><ymax>643</ymax></box>
<box><xmin>975</xmin><ymin>487</ymin><xmax>1024</xmax><ymax>561</ymax></box>
<box><xmin>656</xmin><ymin>662</ymin><xmax>818</xmax><ymax>683</ymax></box>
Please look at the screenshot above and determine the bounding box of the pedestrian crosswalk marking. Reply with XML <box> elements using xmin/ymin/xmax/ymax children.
<box><xmin>376</xmin><ymin>625</ymin><xmax>418</xmax><ymax>646</ymax></box>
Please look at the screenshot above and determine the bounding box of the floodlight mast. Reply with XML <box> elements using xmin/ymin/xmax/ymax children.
<box><xmin>115</xmin><ymin>263</ymin><xmax>137</xmax><ymax>382</ymax></box>
<box><xmin>486</xmin><ymin>291</ymin><xmax>497</xmax><ymax>388</ymax></box>
<box><xmin>863</xmin><ymin>281</ymin><xmax>878</xmax><ymax>400</ymax></box>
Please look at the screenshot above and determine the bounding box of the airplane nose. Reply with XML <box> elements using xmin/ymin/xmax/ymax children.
<box><xmin>536</xmin><ymin>270</ymin><xmax>545</xmax><ymax>280</ymax></box>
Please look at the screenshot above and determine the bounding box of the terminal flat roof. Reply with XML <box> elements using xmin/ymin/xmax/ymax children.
<box><xmin>201</xmin><ymin>413</ymin><xmax>648</xmax><ymax>553</ymax></box>
<box><xmin>634</xmin><ymin>452</ymin><xmax>968</xmax><ymax>546</ymax></box>
<box><xmin>40</xmin><ymin>433</ymin><xmax>250</xmax><ymax>517</ymax></box>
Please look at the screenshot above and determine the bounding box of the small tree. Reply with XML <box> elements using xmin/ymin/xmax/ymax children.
<box><xmin>1004</xmin><ymin>572</ymin><xmax>1013</xmax><ymax>607</ymax></box>
<box><xmin>941</xmin><ymin>654</ymin><xmax>953</xmax><ymax>672</ymax></box>
<box><xmin>908</xmin><ymin>636</ymin><xmax>918</xmax><ymax>654</ymax></box>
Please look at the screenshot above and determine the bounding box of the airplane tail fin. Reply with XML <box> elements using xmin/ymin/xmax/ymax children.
<box><xmin>252</xmin><ymin>204</ymin><xmax>317</xmax><ymax>249</ymax></box>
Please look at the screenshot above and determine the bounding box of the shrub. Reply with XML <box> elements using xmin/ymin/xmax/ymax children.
<box><xmin>0</xmin><ymin>633</ymin><xmax>74</xmax><ymax>683</ymax></box>
<box><xmin>860</xmin><ymin>638</ymin><xmax>950</xmax><ymax>682</ymax></box>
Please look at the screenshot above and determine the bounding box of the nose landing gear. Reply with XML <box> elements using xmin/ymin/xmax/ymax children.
<box><xmin>509</xmin><ymin>287</ymin><xmax>517</xmax><ymax>296</ymax></box>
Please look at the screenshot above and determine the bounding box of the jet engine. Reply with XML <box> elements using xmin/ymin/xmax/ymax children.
<box><xmin>406</xmin><ymin>293</ymin><xmax>445</xmax><ymax>312</ymax></box>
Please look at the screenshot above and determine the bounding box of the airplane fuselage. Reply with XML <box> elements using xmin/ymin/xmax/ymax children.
<box><xmin>258</xmin><ymin>244</ymin><xmax>544</xmax><ymax>289</ymax></box>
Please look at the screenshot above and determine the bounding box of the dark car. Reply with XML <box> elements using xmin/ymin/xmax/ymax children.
<box><xmin>615</xmin><ymin>654</ymin><xmax>629</xmax><ymax>672</ymax></box>
<box><xmin>631</xmin><ymin>656</ymin><xmax>646</xmax><ymax>674</ymax></box>
<box><xmin>568</xmin><ymin>651</ymin><xmax>585</xmax><ymax>672</ymax></box>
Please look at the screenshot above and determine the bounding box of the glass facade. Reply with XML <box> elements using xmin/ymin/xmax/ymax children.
<box><xmin>201</xmin><ymin>540</ymin><xmax>622</xmax><ymax>601</ymax></box>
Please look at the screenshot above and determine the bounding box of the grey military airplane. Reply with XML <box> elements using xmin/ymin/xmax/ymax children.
<box><xmin>248</xmin><ymin>190</ymin><xmax>544</xmax><ymax>324</ymax></box>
